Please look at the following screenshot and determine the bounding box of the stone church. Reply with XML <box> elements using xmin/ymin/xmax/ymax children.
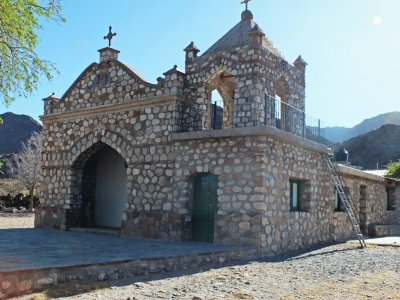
<box><xmin>36</xmin><ymin>5</ymin><xmax>400</xmax><ymax>256</ymax></box>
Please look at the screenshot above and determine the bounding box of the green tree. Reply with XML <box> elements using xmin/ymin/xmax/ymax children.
<box><xmin>0</xmin><ymin>118</ymin><xmax>2</xmax><ymax>174</ymax></box>
<box><xmin>385</xmin><ymin>161</ymin><xmax>400</xmax><ymax>179</ymax></box>
<box><xmin>0</xmin><ymin>0</ymin><xmax>65</xmax><ymax>106</ymax></box>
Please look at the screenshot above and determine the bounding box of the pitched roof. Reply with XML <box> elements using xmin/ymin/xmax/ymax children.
<box><xmin>202</xmin><ymin>10</ymin><xmax>282</xmax><ymax>58</ymax></box>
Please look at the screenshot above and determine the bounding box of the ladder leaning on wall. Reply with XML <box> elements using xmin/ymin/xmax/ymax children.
<box><xmin>323</xmin><ymin>153</ymin><xmax>367</xmax><ymax>248</ymax></box>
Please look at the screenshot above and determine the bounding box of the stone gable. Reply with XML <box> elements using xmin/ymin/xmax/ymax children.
<box><xmin>48</xmin><ymin>60</ymin><xmax>162</xmax><ymax>114</ymax></box>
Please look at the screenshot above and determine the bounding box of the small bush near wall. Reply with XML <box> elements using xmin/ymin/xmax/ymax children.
<box><xmin>386</xmin><ymin>161</ymin><xmax>400</xmax><ymax>179</ymax></box>
<box><xmin>0</xmin><ymin>194</ymin><xmax>40</xmax><ymax>209</ymax></box>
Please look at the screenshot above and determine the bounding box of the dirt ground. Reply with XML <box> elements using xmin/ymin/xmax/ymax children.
<box><xmin>0</xmin><ymin>212</ymin><xmax>34</xmax><ymax>229</ymax></box>
<box><xmin>2</xmin><ymin>213</ymin><xmax>399</xmax><ymax>300</ymax></box>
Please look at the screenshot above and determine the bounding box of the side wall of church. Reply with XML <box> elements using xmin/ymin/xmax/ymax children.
<box><xmin>336</xmin><ymin>173</ymin><xmax>400</xmax><ymax>235</ymax></box>
<box><xmin>172</xmin><ymin>132</ymin><xmax>400</xmax><ymax>256</ymax></box>
<box><xmin>172</xmin><ymin>134</ymin><xmax>337</xmax><ymax>256</ymax></box>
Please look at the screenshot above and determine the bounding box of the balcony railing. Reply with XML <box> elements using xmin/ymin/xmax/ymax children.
<box><xmin>264</xmin><ymin>96</ymin><xmax>325</xmax><ymax>144</ymax></box>
<box><xmin>175</xmin><ymin>96</ymin><xmax>326</xmax><ymax>144</ymax></box>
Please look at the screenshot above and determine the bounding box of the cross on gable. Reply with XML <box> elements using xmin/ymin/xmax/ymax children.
<box><xmin>241</xmin><ymin>0</ymin><xmax>251</xmax><ymax>10</ymax></box>
<box><xmin>103</xmin><ymin>26</ymin><xmax>117</xmax><ymax>47</ymax></box>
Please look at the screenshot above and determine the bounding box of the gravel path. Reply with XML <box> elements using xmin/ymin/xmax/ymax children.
<box><xmin>0</xmin><ymin>212</ymin><xmax>34</xmax><ymax>229</ymax></box>
<box><xmin>17</xmin><ymin>243</ymin><xmax>399</xmax><ymax>300</ymax></box>
<box><xmin>4</xmin><ymin>214</ymin><xmax>399</xmax><ymax>299</ymax></box>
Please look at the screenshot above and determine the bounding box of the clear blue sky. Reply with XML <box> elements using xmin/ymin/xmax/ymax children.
<box><xmin>1</xmin><ymin>0</ymin><xmax>399</xmax><ymax>127</ymax></box>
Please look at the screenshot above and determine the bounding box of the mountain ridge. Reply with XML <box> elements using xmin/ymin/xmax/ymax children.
<box><xmin>325</xmin><ymin>111</ymin><xmax>400</xmax><ymax>143</ymax></box>
<box><xmin>0</xmin><ymin>112</ymin><xmax>42</xmax><ymax>155</ymax></box>
<box><xmin>337</xmin><ymin>124</ymin><xmax>400</xmax><ymax>170</ymax></box>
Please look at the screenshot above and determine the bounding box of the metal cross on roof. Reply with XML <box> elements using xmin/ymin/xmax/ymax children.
<box><xmin>103</xmin><ymin>26</ymin><xmax>117</xmax><ymax>47</ymax></box>
<box><xmin>241</xmin><ymin>0</ymin><xmax>251</xmax><ymax>10</ymax></box>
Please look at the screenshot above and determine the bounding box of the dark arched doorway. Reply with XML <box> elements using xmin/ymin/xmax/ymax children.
<box><xmin>73</xmin><ymin>143</ymin><xmax>127</xmax><ymax>229</ymax></box>
<box><xmin>192</xmin><ymin>173</ymin><xmax>218</xmax><ymax>243</ymax></box>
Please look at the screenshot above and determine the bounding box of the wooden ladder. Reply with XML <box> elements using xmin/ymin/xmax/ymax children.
<box><xmin>323</xmin><ymin>153</ymin><xmax>367</xmax><ymax>248</ymax></box>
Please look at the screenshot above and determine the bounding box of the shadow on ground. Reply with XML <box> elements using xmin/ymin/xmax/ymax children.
<box><xmin>27</xmin><ymin>243</ymin><xmax>362</xmax><ymax>299</ymax></box>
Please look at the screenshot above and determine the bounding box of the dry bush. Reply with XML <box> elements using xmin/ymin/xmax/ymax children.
<box><xmin>0</xmin><ymin>178</ymin><xmax>26</xmax><ymax>196</ymax></box>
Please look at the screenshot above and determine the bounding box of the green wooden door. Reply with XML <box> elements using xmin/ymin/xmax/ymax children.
<box><xmin>192</xmin><ymin>174</ymin><xmax>218</xmax><ymax>243</ymax></box>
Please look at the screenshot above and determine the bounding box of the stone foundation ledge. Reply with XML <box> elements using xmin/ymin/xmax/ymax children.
<box><xmin>34</xmin><ymin>206</ymin><xmax>67</xmax><ymax>230</ymax></box>
<box><xmin>0</xmin><ymin>248</ymin><xmax>257</xmax><ymax>299</ymax></box>
<box><xmin>369</xmin><ymin>224</ymin><xmax>400</xmax><ymax>237</ymax></box>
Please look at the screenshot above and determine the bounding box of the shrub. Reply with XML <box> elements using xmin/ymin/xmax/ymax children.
<box><xmin>385</xmin><ymin>161</ymin><xmax>400</xmax><ymax>179</ymax></box>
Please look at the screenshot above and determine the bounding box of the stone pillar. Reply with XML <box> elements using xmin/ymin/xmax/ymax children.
<box><xmin>184</xmin><ymin>41</ymin><xmax>200</xmax><ymax>66</ymax></box>
<box><xmin>98</xmin><ymin>47</ymin><xmax>120</xmax><ymax>63</ymax></box>
<box><xmin>294</xmin><ymin>55</ymin><xmax>307</xmax><ymax>73</ymax></box>
<box><xmin>233</xmin><ymin>25</ymin><xmax>268</xmax><ymax>128</ymax></box>
<box><xmin>289</xmin><ymin>56</ymin><xmax>307</xmax><ymax>137</ymax></box>
<box><xmin>163</xmin><ymin>65</ymin><xmax>185</xmax><ymax>95</ymax></box>
<box><xmin>293</xmin><ymin>55</ymin><xmax>307</xmax><ymax>87</ymax></box>
<box><xmin>42</xmin><ymin>93</ymin><xmax>60</xmax><ymax>115</ymax></box>
<box><xmin>248</xmin><ymin>24</ymin><xmax>265</xmax><ymax>48</ymax></box>
<box><xmin>249</xmin><ymin>25</ymin><xmax>267</xmax><ymax>128</ymax></box>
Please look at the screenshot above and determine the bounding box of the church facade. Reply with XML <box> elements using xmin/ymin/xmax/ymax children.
<box><xmin>36</xmin><ymin>7</ymin><xmax>400</xmax><ymax>256</ymax></box>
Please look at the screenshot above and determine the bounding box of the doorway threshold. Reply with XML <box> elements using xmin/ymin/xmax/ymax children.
<box><xmin>69</xmin><ymin>227</ymin><xmax>121</xmax><ymax>236</ymax></box>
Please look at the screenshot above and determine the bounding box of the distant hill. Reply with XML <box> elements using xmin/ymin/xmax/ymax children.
<box><xmin>325</xmin><ymin>111</ymin><xmax>400</xmax><ymax>143</ymax></box>
<box><xmin>0</xmin><ymin>112</ymin><xmax>42</xmax><ymax>155</ymax></box>
<box><xmin>336</xmin><ymin>124</ymin><xmax>400</xmax><ymax>169</ymax></box>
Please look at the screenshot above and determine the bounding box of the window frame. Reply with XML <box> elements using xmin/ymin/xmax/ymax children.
<box><xmin>359</xmin><ymin>185</ymin><xmax>367</xmax><ymax>201</ymax></box>
<box><xmin>290</xmin><ymin>179</ymin><xmax>301</xmax><ymax>211</ymax></box>
<box><xmin>334</xmin><ymin>187</ymin><xmax>346</xmax><ymax>212</ymax></box>
<box><xmin>386</xmin><ymin>188</ymin><xmax>396</xmax><ymax>211</ymax></box>
<box><xmin>289</xmin><ymin>178</ymin><xmax>312</xmax><ymax>212</ymax></box>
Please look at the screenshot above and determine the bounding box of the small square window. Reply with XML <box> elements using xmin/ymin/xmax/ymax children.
<box><xmin>290</xmin><ymin>179</ymin><xmax>311</xmax><ymax>212</ymax></box>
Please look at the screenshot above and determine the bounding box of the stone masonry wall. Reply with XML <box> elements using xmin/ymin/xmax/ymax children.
<box><xmin>44</xmin><ymin>58</ymin><xmax>184</xmax><ymax>115</ymax></box>
<box><xmin>337</xmin><ymin>173</ymin><xmax>400</xmax><ymax>236</ymax></box>
<box><xmin>39</xmin><ymin>49</ymin><xmax>188</xmax><ymax>239</ymax></box>
<box><xmin>38</xmin><ymin>98</ymin><xmax>181</xmax><ymax>239</ymax></box>
<box><xmin>183</xmin><ymin>31</ymin><xmax>305</xmax><ymax>135</ymax></box>
<box><xmin>172</xmin><ymin>131</ymin><xmax>391</xmax><ymax>256</ymax></box>
<box><xmin>173</xmin><ymin>136</ymin><xmax>269</xmax><ymax>250</ymax></box>
<box><xmin>39</xmin><ymin>100</ymin><xmax>396</xmax><ymax>254</ymax></box>
<box><xmin>261</xmin><ymin>141</ymin><xmax>333</xmax><ymax>255</ymax></box>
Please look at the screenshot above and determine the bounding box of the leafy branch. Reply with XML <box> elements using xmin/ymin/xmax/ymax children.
<box><xmin>385</xmin><ymin>161</ymin><xmax>400</xmax><ymax>179</ymax></box>
<box><xmin>0</xmin><ymin>0</ymin><xmax>65</xmax><ymax>106</ymax></box>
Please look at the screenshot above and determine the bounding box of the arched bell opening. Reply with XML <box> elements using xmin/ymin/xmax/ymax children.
<box><xmin>206</xmin><ymin>70</ymin><xmax>236</xmax><ymax>130</ymax></box>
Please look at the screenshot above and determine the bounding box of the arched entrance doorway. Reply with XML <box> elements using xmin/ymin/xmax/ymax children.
<box><xmin>72</xmin><ymin>143</ymin><xmax>127</xmax><ymax>229</ymax></box>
